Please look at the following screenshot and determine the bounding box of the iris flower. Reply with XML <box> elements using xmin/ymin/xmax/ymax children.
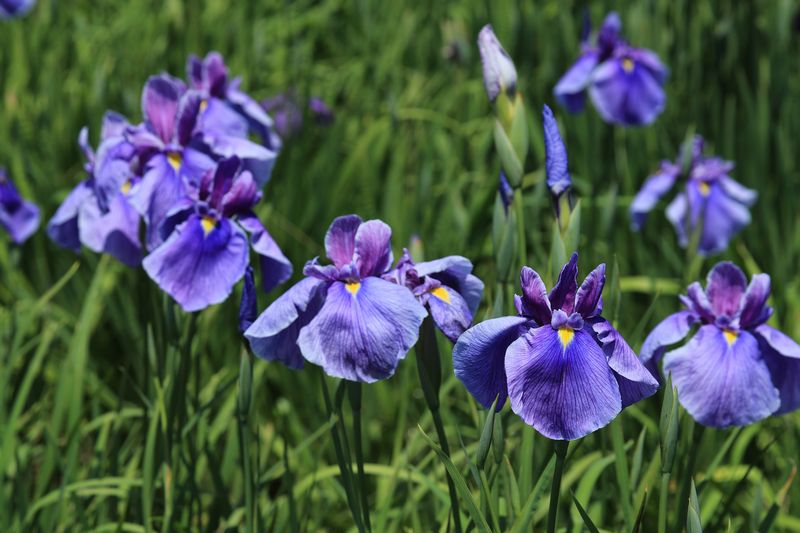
<box><xmin>142</xmin><ymin>157</ymin><xmax>291</xmax><ymax>312</ymax></box>
<box><xmin>554</xmin><ymin>12</ymin><xmax>666</xmax><ymax>126</ymax></box>
<box><xmin>262</xmin><ymin>92</ymin><xmax>334</xmax><ymax>140</ymax></box>
<box><xmin>383</xmin><ymin>249</ymin><xmax>484</xmax><ymax>342</ymax></box>
<box><xmin>477</xmin><ymin>24</ymin><xmax>517</xmax><ymax>103</ymax></box>
<box><xmin>454</xmin><ymin>253</ymin><xmax>658</xmax><ymax>440</ymax></box>
<box><xmin>0</xmin><ymin>168</ymin><xmax>39</xmax><ymax>244</ymax></box>
<box><xmin>641</xmin><ymin>262</ymin><xmax>800</xmax><ymax>427</ymax></box>
<box><xmin>245</xmin><ymin>215</ymin><xmax>427</xmax><ymax>382</ymax></box>
<box><xmin>0</xmin><ymin>0</ymin><xmax>35</xmax><ymax>18</ymax></box>
<box><xmin>47</xmin><ymin>112</ymin><xmax>142</xmax><ymax>266</ymax></box>
<box><xmin>630</xmin><ymin>135</ymin><xmax>756</xmax><ymax>255</ymax></box>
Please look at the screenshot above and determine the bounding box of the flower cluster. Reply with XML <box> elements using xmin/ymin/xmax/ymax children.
<box><xmin>631</xmin><ymin>135</ymin><xmax>756</xmax><ymax>256</ymax></box>
<box><xmin>554</xmin><ymin>12</ymin><xmax>667</xmax><ymax>126</ymax></box>
<box><xmin>47</xmin><ymin>52</ymin><xmax>292</xmax><ymax>311</ymax></box>
<box><xmin>0</xmin><ymin>168</ymin><xmax>40</xmax><ymax>244</ymax></box>
<box><xmin>244</xmin><ymin>215</ymin><xmax>483</xmax><ymax>382</ymax></box>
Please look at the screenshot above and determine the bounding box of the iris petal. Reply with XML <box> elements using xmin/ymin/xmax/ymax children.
<box><xmin>639</xmin><ymin>310</ymin><xmax>698</xmax><ymax>369</ymax></box>
<box><xmin>141</xmin><ymin>75</ymin><xmax>185</xmax><ymax>144</ymax></box>
<box><xmin>705</xmin><ymin>262</ymin><xmax>747</xmax><ymax>317</ymax></box>
<box><xmin>426</xmin><ymin>285</ymin><xmax>472</xmax><ymax>343</ymax></box>
<box><xmin>354</xmin><ymin>219</ymin><xmax>393</xmax><ymax>277</ymax></box>
<box><xmin>553</xmin><ymin>51</ymin><xmax>599</xmax><ymax>113</ymax></box>
<box><xmin>630</xmin><ymin>164</ymin><xmax>680</xmax><ymax>230</ymax></box>
<box><xmin>574</xmin><ymin>264</ymin><xmax>606</xmax><ymax>318</ymax></box>
<box><xmin>738</xmin><ymin>274</ymin><xmax>771</xmax><ymax>329</ymax></box>
<box><xmin>297</xmin><ymin>277</ymin><xmax>426</xmax><ymax>382</ymax></box>
<box><xmin>505</xmin><ymin>326</ymin><xmax>621</xmax><ymax>440</ymax></box>
<box><xmin>663</xmin><ymin>325</ymin><xmax>779</xmax><ymax>428</ymax></box>
<box><xmin>78</xmin><ymin>192</ymin><xmax>141</xmax><ymax>267</ymax></box>
<box><xmin>324</xmin><ymin>214</ymin><xmax>362</xmax><ymax>268</ymax></box>
<box><xmin>549</xmin><ymin>252</ymin><xmax>579</xmax><ymax>313</ymax></box>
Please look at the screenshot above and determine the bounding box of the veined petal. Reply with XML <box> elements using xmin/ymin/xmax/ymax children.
<box><xmin>100</xmin><ymin>111</ymin><xmax>130</xmax><ymax>141</ymax></box>
<box><xmin>663</xmin><ymin>325</ymin><xmax>779</xmax><ymax>428</ymax></box>
<box><xmin>681</xmin><ymin>282</ymin><xmax>715</xmax><ymax>322</ymax></box>
<box><xmin>414</xmin><ymin>255</ymin><xmax>483</xmax><ymax>315</ymax></box>
<box><xmin>132</xmin><ymin>155</ymin><xmax>186</xmax><ymax>250</ymax></box>
<box><xmin>297</xmin><ymin>277</ymin><xmax>426</xmax><ymax>382</ymax></box>
<box><xmin>630</xmin><ymin>164</ymin><xmax>680</xmax><ymax>230</ymax></box>
<box><xmin>426</xmin><ymin>285</ymin><xmax>472</xmax><ymax>343</ymax></box>
<box><xmin>78</xmin><ymin>193</ymin><xmax>142</xmax><ymax>267</ymax></box>
<box><xmin>143</xmin><ymin>215</ymin><xmax>249</xmax><ymax>312</ymax></box>
<box><xmin>199</xmin><ymin>97</ymin><xmax>249</xmax><ymax>139</ymax></box>
<box><xmin>354</xmin><ymin>219</ymin><xmax>393</xmax><ymax>277</ymax></box>
<box><xmin>238</xmin><ymin>214</ymin><xmax>293</xmax><ymax>293</ymax></box>
<box><xmin>755</xmin><ymin>325</ymin><xmax>800</xmax><ymax>359</ymax></box>
<box><xmin>553</xmin><ymin>51</ymin><xmax>599</xmax><ymax>113</ymax></box>
<box><xmin>592</xmin><ymin>319</ymin><xmax>659</xmax><ymax>407</ymax></box>
<box><xmin>517</xmin><ymin>266</ymin><xmax>551</xmax><ymax>324</ymax></box>
<box><xmin>505</xmin><ymin>326</ymin><xmax>622</xmax><ymax>441</ymax></box>
<box><xmin>640</xmin><ymin>310</ymin><xmax>698</xmax><ymax>367</ymax></box>
<box><xmin>759</xmin><ymin>335</ymin><xmax>800</xmax><ymax>415</ymax></box>
<box><xmin>574</xmin><ymin>264</ymin><xmax>605</xmax><ymax>318</ymax></box>
<box><xmin>549</xmin><ymin>252</ymin><xmax>579</xmax><ymax>313</ymax></box>
<box><xmin>718</xmin><ymin>175</ymin><xmax>757</xmax><ymax>206</ymax></box>
<box><xmin>141</xmin><ymin>75</ymin><xmax>186</xmax><ymax>144</ymax></box>
<box><xmin>698</xmin><ymin>183</ymin><xmax>753</xmax><ymax>255</ymax></box>
<box><xmin>47</xmin><ymin>181</ymin><xmax>94</xmax><ymax>252</ymax></box>
<box><xmin>245</xmin><ymin>277</ymin><xmax>327</xmax><ymax>369</ymax></box>
<box><xmin>453</xmin><ymin>316</ymin><xmax>531</xmax><ymax>410</ymax></box>
<box><xmin>738</xmin><ymin>274</ymin><xmax>771</xmax><ymax>329</ymax></box>
<box><xmin>706</xmin><ymin>262</ymin><xmax>747</xmax><ymax>317</ymax></box>
<box><xmin>325</xmin><ymin>214</ymin><xmax>362</xmax><ymax>268</ymax></box>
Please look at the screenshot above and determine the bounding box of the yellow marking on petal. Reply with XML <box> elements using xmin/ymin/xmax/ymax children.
<box><xmin>199</xmin><ymin>99</ymin><xmax>208</xmax><ymax>113</ymax></box>
<box><xmin>120</xmin><ymin>179</ymin><xmax>132</xmax><ymax>195</ymax></box>
<box><xmin>622</xmin><ymin>58</ymin><xmax>634</xmax><ymax>73</ymax></box>
<box><xmin>167</xmin><ymin>151</ymin><xmax>182</xmax><ymax>172</ymax></box>
<box><xmin>558</xmin><ymin>327</ymin><xmax>575</xmax><ymax>348</ymax></box>
<box><xmin>723</xmin><ymin>329</ymin><xmax>738</xmax><ymax>347</ymax></box>
<box><xmin>345</xmin><ymin>282</ymin><xmax>361</xmax><ymax>296</ymax></box>
<box><xmin>699</xmin><ymin>181</ymin><xmax>711</xmax><ymax>197</ymax></box>
<box><xmin>431</xmin><ymin>286</ymin><xmax>451</xmax><ymax>304</ymax></box>
<box><xmin>200</xmin><ymin>215</ymin><xmax>217</xmax><ymax>236</ymax></box>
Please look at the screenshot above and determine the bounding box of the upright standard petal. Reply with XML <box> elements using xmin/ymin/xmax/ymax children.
<box><xmin>477</xmin><ymin>25</ymin><xmax>518</xmax><ymax>102</ymax></box>
<box><xmin>738</xmin><ymin>274</ymin><xmax>771</xmax><ymax>328</ymax></box>
<box><xmin>630</xmin><ymin>164</ymin><xmax>680</xmax><ymax>230</ymax></box>
<box><xmin>639</xmin><ymin>310</ymin><xmax>698</xmax><ymax>366</ymax></box>
<box><xmin>574</xmin><ymin>264</ymin><xmax>605</xmax><ymax>317</ymax></box>
<box><xmin>354</xmin><ymin>219</ymin><xmax>393</xmax><ymax>277</ymax></box>
<box><xmin>553</xmin><ymin>51</ymin><xmax>599</xmax><ymax>113</ymax></box>
<box><xmin>542</xmin><ymin>104</ymin><xmax>571</xmax><ymax>197</ymax></box>
<box><xmin>324</xmin><ymin>214</ymin><xmax>362</xmax><ymax>268</ymax></box>
<box><xmin>593</xmin><ymin>319</ymin><xmax>658</xmax><ymax>406</ymax></box>
<box><xmin>143</xmin><ymin>215</ymin><xmax>249</xmax><ymax>312</ymax></box>
<box><xmin>245</xmin><ymin>277</ymin><xmax>327</xmax><ymax>369</ymax></box>
<box><xmin>549</xmin><ymin>252</ymin><xmax>579</xmax><ymax>313</ymax></box>
<box><xmin>663</xmin><ymin>325</ymin><xmax>779</xmax><ymax>428</ymax></box>
<box><xmin>141</xmin><ymin>75</ymin><xmax>185</xmax><ymax>144</ymax></box>
<box><xmin>517</xmin><ymin>266</ymin><xmax>551</xmax><ymax>324</ymax></box>
<box><xmin>705</xmin><ymin>262</ymin><xmax>747</xmax><ymax>318</ymax></box>
<box><xmin>505</xmin><ymin>326</ymin><xmax>622</xmax><ymax>440</ymax></box>
<box><xmin>297</xmin><ymin>277</ymin><xmax>426</xmax><ymax>382</ymax></box>
<box><xmin>453</xmin><ymin>316</ymin><xmax>531</xmax><ymax>410</ymax></box>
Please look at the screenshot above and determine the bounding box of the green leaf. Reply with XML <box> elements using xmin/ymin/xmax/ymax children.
<box><xmin>475</xmin><ymin>397</ymin><xmax>498</xmax><ymax>471</ymax></box>
<box><xmin>571</xmin><ymin>492</ymin><xmax>600</xmax><ymax>533</ymax></box>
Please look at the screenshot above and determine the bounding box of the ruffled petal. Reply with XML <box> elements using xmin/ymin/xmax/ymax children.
<box><xmin>759</xmin><ymin>336</ymin><xmax>800</xmax><ymax>415</ymax></box>
<box><xmin>143</xmin><ymin>215</ymin><xmax>249</xmax><ymax>312</ymax></box>
<box><xmin>141</xmin><ymin>75</ymin><xmax>186</xmax><ymax>144</ymax></box>
<box><xmin>755</xmin><ymin>325</ymin><xmax>800</xmax><ymax>359</ymax></box>
<box><xmin>325</xmin><ymin>214</ymin><xmax>362</xmax><ymax>268</ymax></box>
<box><xmin>706</xmin><ymin>262</ymin><xmax>747</xmax><ymax>317</ymax></box>
<box><xmin>426</xmin><ymin>285</ymin><xmax>472</xmax><ymax>343</ymax></box>
<box><xmin>640</xmin><ymin>310</ymin><xmax>698</xmax><ymax>367</ymax></box>
<box><xmin>592</xmin><ymin>319</ymin><xmax>659</xmax><ymax>407</ymax></box>
<box><xmin>354</xmin><ymin>219</ymin><xmax>393</xmax><ymax>277</ymax></box>
<box><xmin>574</xmin><ymin>264</ymin><xmax>605</xmax><ymax>318</ymax></box>
<box><xmin>549</xmin><ymin>252</ymin><xmax>579</xmax><ymax>313</ymax></box>
<box><xmin>505</xmin><ymin>326</ymin><xmax>622</xmax><ymax>440</ymax></box>
<box><xmin>630</xmin><ymin>164</ymin><xmax>680</xmax><ymax>230</ymax></box>
<box><xmin>453</xmin><ymin>316</ymin><xmax>531</xmax><ymax>410</ymax></box>
<box><xmin>517</xmin><ymin>266</ymin><xmax>551</xmax><ymax>324</ymax></box>
<box><xmin>78</xmin><ymin>192</ymin><xmax>142</xmax><ymax>267</ymax></box>
<box><xmin>553</xmin><ymin>51</ymin><xmax>599</xmax><ymax>113</ymax></box>
<box><xmin>297</xmin><ymin>277</ymin><xmax>426</xmax><ymax>382</ymax></box>
<box><xmin>738</xmin><ymin>274</ymin><xmax>771</xmax><ymax>329</ymax></box>
<box><xmin>245</xmin><ymin>277</ymin><xmax>327</xmax><ymax>369</ymax></box>
<box><xmin>663</xmin><ymin>325</ymin><xmax>779</xmax><ymax>428</ymax></box>
<box><xmin>47</xmin><ymin>181</ymin><xmax>94</xmax><ymax>252</ymax></box>
<box><xmin>238</xmin><ymin>214</ymin><xmax>293</xmax><ymax>293</ymax></box>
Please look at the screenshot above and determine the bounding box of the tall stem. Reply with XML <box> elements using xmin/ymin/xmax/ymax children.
<box><xmin>348</xmin><ymin>382</ymin><xmax>371</xmax><ymax>532</ymax></box>
<box><xmin>513</xmin><ymin>187</ymin><xmax>527</xmax><ymax>265</ymax></box>
<box><xmin>546</xmin><ymin>440</ymin><xmax>569</xmax><ymax>533</ymax></box>
<box><xmin>658</xmin><ymin>471</ymin><xmax>670</xmax><ymax>533</ymax></box>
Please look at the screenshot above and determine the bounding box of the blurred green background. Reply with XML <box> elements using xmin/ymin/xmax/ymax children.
<box><xmin>1</xmin><ymin>0</ymin><xmax>799</xmax><ymax>530</ymax></box>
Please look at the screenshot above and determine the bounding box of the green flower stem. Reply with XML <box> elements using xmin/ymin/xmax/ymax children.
<box><xmin>546</xmin><ymin>440</ymin><xmax>569</xmax><ymax>533</ymax></box>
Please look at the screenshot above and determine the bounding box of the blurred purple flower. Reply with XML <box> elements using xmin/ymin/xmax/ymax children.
<box><xmin>261</xmin><ymin>93</ymin><xmax>334</xmax><ymax>140</ymax></box>
<box><xmin>383</xmin><ymin>249</ymin><xmax>484</xmax><ymax>342</ymax></box>
<box><xmin>630</xmin><ymin>135</ymin><xmax>755</xmax><ymax>255</ymax></box>
<box><xmin>641</xmin><ymin>262</ymin><xmax>800</xmax><ymax>428</ymax></box>
<box><xmin>0</xmin><ymin>0</ymin><xmax>35</xmax><ymax>18</ymax></box>
<box><xmin>309</xmin><ymin>97</ymin><xmax>334</xmax><ymax>125</ymax></box>
<box><xmin>453</xmin><ymin>253</ymin><xmax>657</xmax><ymax>440</ymax></box>
<box><xmin>554</xmin><ymin>12</ymin><xmax>667</xmax><ymax>126</ymax></box>
<box><xmin>542</xmin><ymin>104</ymin><xmax>571</xmax><ymax>200</ymax></box>
<box><xmin>245</xmin><ymin>215</ymin><xmax>427</xmax><ymax>381</ymax></box>
<box><xmin>0</xmin><ymin>168</ymin><xmax>39</xmax><ymax>244</ymax></box>
<box><xmin>142</xmin><ymin>156</ymin><xmax>291</xmax><ymax>313</ymax></box>
<box><xmin>477</xmin><ymin>24</ymin><xmax>517</xmax><ymax>103</ymax></box>
<box><xmin>47</xmin><ymin>112</ymin><xmax>142</xmax><ymax>266</ymax></box>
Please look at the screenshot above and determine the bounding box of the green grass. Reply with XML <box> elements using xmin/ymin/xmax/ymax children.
<box><xmin>2</xmin><ymin>0</ymin><xmax>800</xmax><ymax>530</ymax></box>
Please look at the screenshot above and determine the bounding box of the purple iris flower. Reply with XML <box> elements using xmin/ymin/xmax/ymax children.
<box><xmin>477</xmin><ymin>24</ymin><xmax>517</xmax><ymax>103</ymax></box>
<box><xmin>383</xmin><ymin>249</ymin><xmax>484</xmax><ymax>342</ymax></box>
<box><xmin>641</xmin><ymin>262</ymin><xmax>800</xmax><ymax>428</ymax></box>
<box><xmin>261</xmin><ymin>92</ymin><xmax>335</xmax><ymax>140</ymax></box>
<box><xmin>453</xmin><ymin>253</ymin><xmax>658</xmax><ymax>440</ymax></box>
<box><xmin>0</xmin><ymin>168</ymin><xmax>39</xmax><ymax>244</ymax></box>
<box><xmin>542</xmin><ymin>104</ymin><xmax>572</xmax><ymax>212</ymax></box>
<box><xmin>309</xmin><ymin>97</ymin><xmax>335</xmax><ymax>125</ymax></box>
<box><xmin>244</xmin><ymin>215</ymin><xmax>427</xmax><ymax>382</ymax></box>
<box><xmin>47</xmin><ymin>112</ymin><xmax>142</xmax><ymax>266</ymax></box>
<box><xmin>554</xmin><ymin>12</ymin><xmax>667</xmax><ymax>126</ymax></box>
<box><xmin>630</xmin><ymin>135</ymin><xmax>756</xmax><ymax>255</ymax></box>
<box><xmin>142</xmin><ymin>157</ymin><xmax>292</xmax><ymax>313</ymax></box>
<box><xmin>0</xmin><ymin>0</ymin><xmax>35</xmax><ymax>18</ymax></box>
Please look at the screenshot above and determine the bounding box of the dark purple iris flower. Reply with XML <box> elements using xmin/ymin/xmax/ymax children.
<box><xmin>554</xmin><ymin>12</ymin><xmax>667</xmax><ymax>126</ymax></box>
<box><xmin>244</xmin><ymin>215</ymin><xmax>427</xmax><ymax>382</ymax></box>
<box><xmin>454</xmin><ymin>253</ymin><xmax>658</xmax><ymax>440</ymax></box>
<box><xmin>542</xmin><ymin>104</ymin><xmax>572</xmax><ymax>208</ymax></box>
<box><xmin>0</xmin><ymin>0</ymin><xmax>35</xmax><ymax>18</ymax></box>
<box><xmin>142</xmin><ymin>157</ymin><xmax>291</xmax><ymax>313</ymax></box>
<box><xmin>641</xmin><ymin>262</ymin><xmax>800</xmax><ymax>428</ymax></box>
<box><xmin>187</xmin><ymin>52</ymin><xmax>282</xmax><ymax>162</ymax></box>
<box><xmin>47</xmin><ymin>112</ymin><xmax>142</xmax><ymax>266</ymax></box>
<box><xmin>0</xmin><ymin>168</ymin><xmax>39</xmax><ymax>244</ymax></box>
<box><xmin>630</xmin><ymin>135</ymin><xmax>755</xmax><ymax>256</ymax></box>
<box><xmin>383</xmin><ymin>249</ymin><xmax>484</xmax><ymax>342</ymax></box>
